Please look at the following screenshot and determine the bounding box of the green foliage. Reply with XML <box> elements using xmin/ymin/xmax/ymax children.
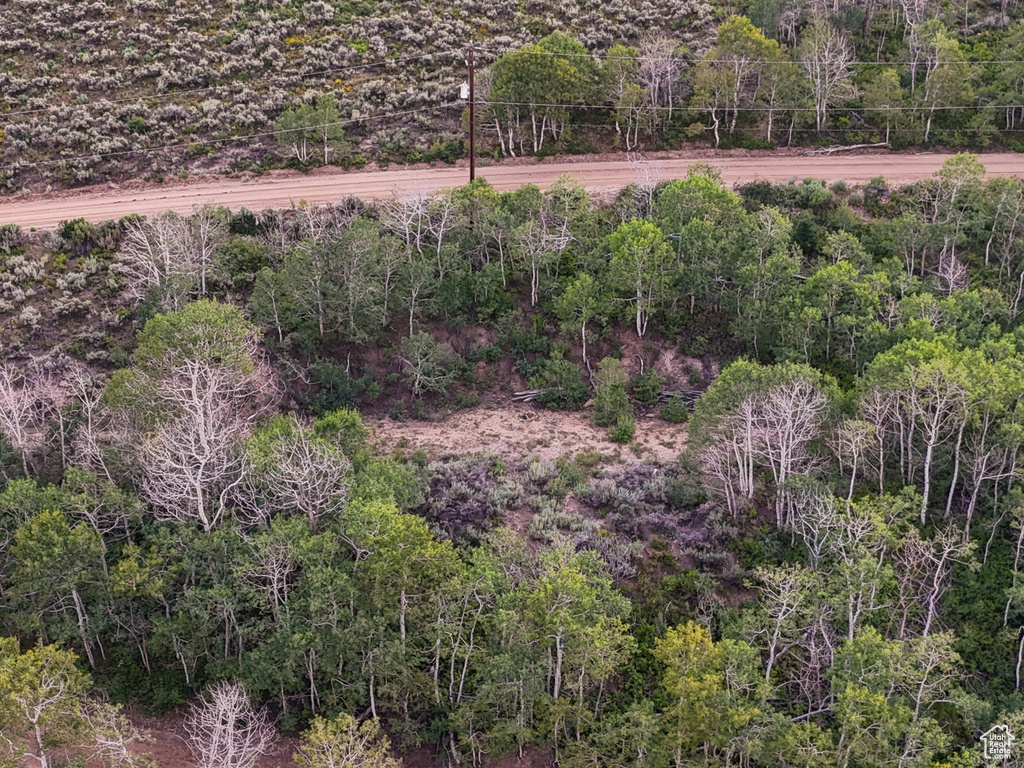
<box><xmin>399</xmin><ymin>332</ymin><xmax>462</xmax><ymax>398</ymax></box>
<box><xmin>630</xmin><ymin>368</ymin><xmax>665</xmax><ymax>404</ymax></box>
<box><xmin>488</xmin><ymin>34</ymin><xmax>597</xmax><ymax>156</ymax></box>
<box><xmin>275</xmin><ymin>95</ymin><xmax>347</xmax><ymax>166</ymax></box>
<box><xmin>607</xmin><ymin>219</ymin><xmax>673</xmax><ymax>338</ymax></box>
<box><xmin>608</xmin><ymin>412</ymin><xmax>635</xmax><ymax>444</ymax></box>
<box><xmin>295</xmin><ymin>714</ymin><xmax>399</xmax><ymax>768</ymax></box>
<box><xmin>217</xmin><ymin>238</ymin><xmax>271</xmax><ymax>287</ymax></box>
<box><xmin>659</xmin><ymin>394</ymin><xmax>690</xmax><ymax>423</ymax></box>
<box><xmin>593</xmin><ymin>357</ymin><xmax>630</xmax><ymax>427</ymax></box>
<box><xmin>132</xmin><ymin>299</ymin><xmax>257</xmax><ymax>374</ymax></box>
<box><xmin>529</xmin><ymin>347</ymin><xmax>588</xmax><ymax>410</ymax></box>
<box><xmin>10</xmin><ymin>156</ymin><xmax>1024</xmax><ymax>768</ymax></box>
<box><xmin>654</xmin><ymin>622</ymin><xmax>761</xmax><ymax>758</ymax></box>
<box><xmin>0</xmin><ymin>638</ymin><xmax>90</xmax><ymax>766</ymax></box>
<box><xmin>313</xmin><ymin>408</ymin><xmax>370</xmax><ymax>459</ymax></box>
<box><xmin>311</xmin><ymin>360</ymin><xmax>380</xmax><ymax>413</ymax></box>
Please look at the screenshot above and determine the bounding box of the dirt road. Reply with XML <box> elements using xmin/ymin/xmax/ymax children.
<box><xmin>1</xmin><ymin>151</ymin><xmax>1021</xmax><ymax>228</ymax></box>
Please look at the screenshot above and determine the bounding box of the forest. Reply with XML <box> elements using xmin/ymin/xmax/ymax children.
<box><xmin>1</xmin><ymin>154</ymin><xmax>1024</xmax><ymax>766</ymax></box>
<box><xmin>1</xmin><ymin>0</ymin><xmax>1023</xmax><ymax>190</ymax></box>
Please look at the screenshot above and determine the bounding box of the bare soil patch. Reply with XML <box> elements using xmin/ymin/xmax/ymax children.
<box><xmin>127</xmin><ymin>712</ymin><xmax>552</xmax><ymax>768</ymax></box>
<box><xmin>369</xmin><ymin>404</ymin><xmax>686</xmax><ymax>465</ymax></box>
<box><xmin>128</xmin><ymin>710</ymin><xmax>299</xmax><ymax>768</ymax></box>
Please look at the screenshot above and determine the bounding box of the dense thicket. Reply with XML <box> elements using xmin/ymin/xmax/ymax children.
<box><xmin>4</xmin><ymin>156</ymin><xmax>1024</xmax><ymax>766</ymax></box>
<box><xmin>0</xmin><ymin>0</ymin><xmax>1022</xmax><ymax>190</ymax></box>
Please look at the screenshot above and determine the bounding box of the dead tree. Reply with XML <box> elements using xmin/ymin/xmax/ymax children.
<box><xmin>185</xmin><ymin>682</ymin><xmax>278</xmax><ymax>768</ymax></box>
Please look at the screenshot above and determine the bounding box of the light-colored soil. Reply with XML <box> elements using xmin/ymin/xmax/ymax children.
<box><xmin>126</xmin><ymin>711</ymin><xmax>551</xmax><ymax>768</ymax></box>
<box><xmin>369</xmin><ymin>404</ymin><xmax>686</xmax><ymax>465</ymax></box>
<box><xmin>128</xmin><ymin>711</ymin><xmax>299</xmax><ymax>768</ymax></box>
<box><xmin>1</xmin><ymin>149</ymin><xmax>1021</xmax><ymax>228</ymax></box>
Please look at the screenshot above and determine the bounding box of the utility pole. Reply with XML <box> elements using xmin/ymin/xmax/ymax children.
<box><xmin>468</xmin><ymin>47</ymin><xmax>476</xmax><ymax>182</ymax></box>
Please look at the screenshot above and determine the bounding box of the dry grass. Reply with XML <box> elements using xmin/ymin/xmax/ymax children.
<box><xmin>370</xmin><ymin>404</ymin><xmax>686</xmax><ymax>465</ymax></box>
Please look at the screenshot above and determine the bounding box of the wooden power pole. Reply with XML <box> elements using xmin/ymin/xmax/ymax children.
<box><xmin>468</xmin><ymin>48</ymin><xmax>476</xmax><ymax>182</ymax></box>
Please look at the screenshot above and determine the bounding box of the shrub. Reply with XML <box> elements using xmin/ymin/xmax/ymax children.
<box><xmin>311</xmin><ymin>361</ymin><xmax>380</xmax><ymax>412</ymax></box>
<box><xmin>594</xmin><ymin>357</ymin><xmax>631</xmax><ymax>427</ymax></box>
<box><xmin>660</xmin><ymin>395</ymin><xmax>690</xmax><ymax>423</ymax></box>
<box><xmin>400</xmin><ymin>332</ymin><xmax>461</xmax><ymax>398</ymax></box>
<box><xmin>608</xmin><ymin>413</ymin><xmax>635</xmax><ymax>444</ymax></box>
<box><xmin>218</xmin><ymin>238</ymin><xmax>270</xmax><ymax>286</ymax></box>
<box><xmin>388</xmin><ymin>399</ymin><xmax>407</xmax><ymax>421</ymax></box>
<box><xmin>0</xmin><ymin>223</ymin><xmax>25</xmax><ymax>255</ymax></box>
<box><xmin>630</xmin><ymin>368</ymin><xmax>665</xmax><ymax>404</ymax></box>
<box><xmin>529</xmin><ymin>348</ymin><xmax>588</xmax><ymax>410</ymax></box>
<box><xmin>56</xmin><ymin>218</ymin><xmax>95</xmax><ymax>255</ymax></box>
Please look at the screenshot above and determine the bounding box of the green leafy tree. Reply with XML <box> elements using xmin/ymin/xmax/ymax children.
<box><xmin>487</xmin><ymin>34</ymin><xmax>595</xmax><ymax>156</ymax></box>
<box><xmin>862</xmin><ymin>68</ymin><xmax>906</xmax><ymax>145</ymax></box>
<box><xmin>592</xmin><ymin>357</ymin><xmax>630</xmax><ymax>428</ymax></box>
<box><xmin>653</xmin><ymin>174</ymin><xmax>751</xmax><ymax>316</ymax></box>
<box><xmin>608</xmin><ymin>219</ymin><xmax>672</xmax><ymax>338</ymax></box>
<box><xmin>276</xmin><ymin>103</ymin><xmax>317</xmax><ymax>164</ymax></box>
<box><xmin>524</xmin><ymin>547</ymin><xmax>635</xmax><ymax>751</ymax></box>
<box><xmin>320</xmin><ymin>218</ymin><xmax>401</xmax><ymax>342</ymax></box>
<box><xmin>127</xmin><ymin>299</ymin><xmax>259</xmax><ymax>375</ymax></box>
<box><xmin>276</xmin><ymin>96</ymin><xmax>347</xmax><ymax>166</ymax></box>
<box><xmin>8</xmin><ymin>510</ymin><xmax>105</xmax><ymax>666</ymax></box>
<box><xmin>692</xmin><ymin>17</ymin><xmax>786</xmax><ymax>143</ymax></box>
<box><xmin>915</xmin><ymin>23</ymin><xmax>973</xmax><ymax>143</ymax></box>
<box><xmin>529</xmin><ymin>347</ymin><xmax>589</xmax><ymax>411</ymax></box>
<box><xmin>555</xmin><ymin>272</ymin><xmax>603</xmax><ymax>376</ymax></box>
<box><xmin>733</xmin><ymin>210</ymin><xmax>800</xmax><ymax>357</ymax></box>
<box><xmin>774</xmin><ymin>260</ymin><xmax>890</xmax><ymax>370</ymax></box>
<box><xmin>654</xmin><ymin>622</ymin><xmax>762</xmax><ymax>765</ymax></box>
<box><xmin>295</xmin><ymin>714</ymin><xmax>400</xmax><ymax>768</ymax></box>
<box><xmin>0</xmin><ymin>639</ymin><xmax>148</xmax><ymax>768</ymax></box>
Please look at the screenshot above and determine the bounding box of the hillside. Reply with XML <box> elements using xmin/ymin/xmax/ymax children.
<box><xmin>3</xmin><ymin>158</ymin><xmax>1024</xmax><ymax>766</ymax></box>
<box><xmin>0</xmin><ymin>0</ymin><xmax>712</xmax><ymax>189</ymax></box>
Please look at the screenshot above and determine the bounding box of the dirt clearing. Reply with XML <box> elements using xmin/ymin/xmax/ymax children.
<box><xmin>368</xmin><ymin>404</ymin><xmax>686</xmax><ymax>465</ymax></box>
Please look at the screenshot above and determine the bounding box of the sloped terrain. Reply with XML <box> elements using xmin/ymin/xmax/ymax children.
<box><xmin>0</xmin><ymin>0</ymin><xmax>713</xmax><ymax>190</ymax></box>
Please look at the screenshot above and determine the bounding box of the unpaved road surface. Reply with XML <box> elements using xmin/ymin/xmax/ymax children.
<box><xmin>1</xmin><ymin>151</ymin><xmax>1021</xmax><ymax>228</ymax></box>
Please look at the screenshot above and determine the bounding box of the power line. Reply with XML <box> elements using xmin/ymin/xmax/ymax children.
<box><xmin>4</xmin><ymin>91</ymin><xmax>1022</xmax><ymax>174</ymax></box>
<box><xmin>483</xmin><ymin>99</ymin><xmax>1024</xmax><ymax>113</ymax></box>
<box><xmin>5</xmin><ymin>43</ymin><xmax>1020</xmax><ymax>123</ymax></box>
<box><xmin>0</xmin><ymin>49</ymin><xmax>461</xmax><ymax>119</ymax></box>
<box><xmin>473</xmin><ymin>44</ymin><xmax>1024</xmax><ymax>66</ymax></box>
<box><xmin>566</xmin><ymin>120</ymin><xmax>1024</xmax><ymax>133</ymax></box>
<box><xmin>0</xmin><ymin>103</ymin><xmax>458</xmax><ymax>172</ymax></box>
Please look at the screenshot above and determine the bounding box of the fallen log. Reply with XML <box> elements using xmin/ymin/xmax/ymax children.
<box><xmin>657</xmin><ymin>390</ymin><xmax>703</xmax><ymax>404</ymax></box>
<box><xmin>810</xmin><ymin>142</ymin><xmax>891</xmax><ymax>155</ymax></box>
<box><xmin>512</xmin><ymin>387</ymin><xmax>564</xmax><ymax>402</ymax></box>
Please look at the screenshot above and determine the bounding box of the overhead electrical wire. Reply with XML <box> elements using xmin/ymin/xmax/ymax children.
<box><xmin>5</xmin><ymin>90</ymin><xmax>1023</xmax><ymax>173</ymax></box>
<box><xmin>0</xmin><ymin>103</ymin><xmax>457</xmax><ymax>171</ymax></box>
<box><xmin>4</xmin><ymin>42</ymin><xmax>1021</xmax><ymax>121</ymax></box>
<box><xmin>482</xmin><ymin>99</ymin><xmax>1024</xmax><ymax>113</ymax></box>
<box><xmin>471</xmin><ymin>44</ymin><xmax>1024</xmax><ymax>66</ymax></box>
<box><xmin>3</xmin><ymin>48</ymin><xmax>1023</xmax><ymax>172</ymax></box>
